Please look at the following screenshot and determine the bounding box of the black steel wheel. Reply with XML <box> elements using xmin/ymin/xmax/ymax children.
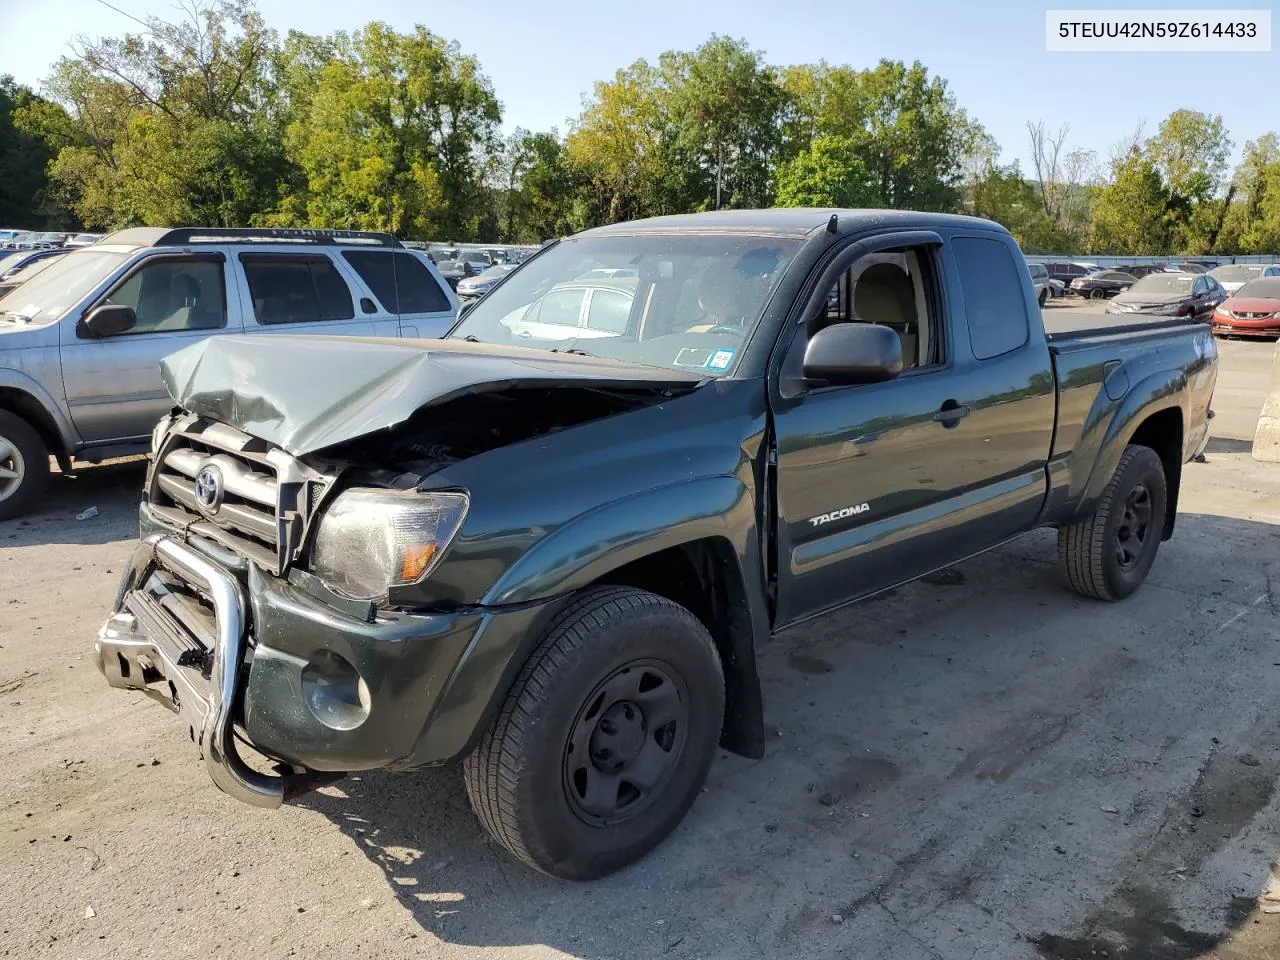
<box><xmin>1059</xmin><ymin>444</ymin><xmax>1167</xmax><ymax>601</ymax></box>
<box><xmin>464</xmin><ymin>586</ymin><xmax>724</xmax><ymax>880</ymax></box>
<box><xmin>1089</xmin><ymin>287</ymin><xmax>1106</xmax><ymax>300</ymax></box>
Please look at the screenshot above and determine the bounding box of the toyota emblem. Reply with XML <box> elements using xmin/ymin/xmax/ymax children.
<box><xmin>193</xmin><ymin>465</ymin><xmax>224</xmax><ymax>514</ymax></box>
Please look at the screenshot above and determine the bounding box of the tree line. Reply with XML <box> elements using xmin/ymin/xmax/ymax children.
<box><xmin>2</xmin><ymin>0</ymin><xmax>1279</xmax><ymax>256</ymax></box>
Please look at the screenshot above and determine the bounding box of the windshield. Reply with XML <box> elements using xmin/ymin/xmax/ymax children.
<box><xmin>478</xmin><ymin>265</ymin><xmax>515</xmax><ymax>278</ymax></box>
<box><xmin>1235</xmin><ymin>278</ymin><xmax>1280</xmax><ymax>300</ymax></box>
<box><xmin>1128</xmin><ymin>273</ymin><xmax>1195</xmax><ymax>296</ymax></box>
<box><xmin>449</xmin><ymin>233</ymin><xmax>801</xmax><ymax>377</ymax></box>
<box><xmin>437</xmin><ymin>260</ymin><xmax>466</xmax><ymax>274</ymax></box>
<box><xmin>1211</xmin><ymin>265</ymin><xmax>1263</xmax><ymax>283</ymax></box>
<box><xmin>0</xmin><ymin>249</ymin><xmax>129</xmax><ymax>322</ymax></box>
<box><xmin>0</xmin><ymin>252</ymin><xmax>31</xmax><ymax>274</ymax></box>
<box><xmin>4</xmin><ymin>256</ymin><xmax>61</xmax><ymax>283</ymax></box>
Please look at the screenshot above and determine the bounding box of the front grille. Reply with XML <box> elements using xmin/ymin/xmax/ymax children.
<box><xmin>1231</xmin><ymin>311</ymin><xmax>1275</xmax><ymax>320</ymax></box>
<box><xmin>149</xmin><ymin>417</ymin><xmax>330</xmax><ymax>574</ymax></box>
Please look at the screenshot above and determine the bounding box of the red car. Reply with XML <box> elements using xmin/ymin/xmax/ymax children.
<box><xmin>1211</xmin><ymin>277</ymin><xmax>1280</xmax><ymax>338</ymax></box>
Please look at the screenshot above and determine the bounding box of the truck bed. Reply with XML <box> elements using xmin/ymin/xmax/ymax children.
<box><xmin>1043</xmin><ymin>310</ymin><xmax>1203</xmax><ymax>342</ymax></box>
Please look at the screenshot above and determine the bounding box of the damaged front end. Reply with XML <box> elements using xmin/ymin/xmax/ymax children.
<box><xmin>97</xmin><ymin>334</ymin><xmax>703</xmax><ymax>807</ymax></box>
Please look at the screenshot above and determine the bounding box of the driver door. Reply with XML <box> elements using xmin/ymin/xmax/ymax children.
<box><xmin>59</xmin><ymin>251</ymin><xmax>239</xmax><ymax>444</ymax></box>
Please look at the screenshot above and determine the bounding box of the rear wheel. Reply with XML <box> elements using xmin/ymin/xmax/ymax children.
<box><xmin>1038</xmin><ymin>288</ymin><xmax>1048</xmax><ymax>308</ymax></box>
<box><xmin>0</xmin><ymin>411</ymin><xmax>50</xmax><ymax>521</ymax></box>
<box><xmin>1089</xmin><ymin>287</ymin><xmax>1106</xmax><ymax>300</ymax></box>
<box><xmin>1058</xmin><ymin>445</ymin><xmax>1167</xmax><ymax>601</ymax></box>
<box><xmin>463</xmin><ymin>586</ymin><xmax>724</xmax><ymax>880</ymax></box>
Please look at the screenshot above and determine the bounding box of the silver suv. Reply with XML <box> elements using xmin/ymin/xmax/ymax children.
<box><xmin>0</xmin><ymin>227</ymin><xmax>458</xmax><ymax>519</ymax></box>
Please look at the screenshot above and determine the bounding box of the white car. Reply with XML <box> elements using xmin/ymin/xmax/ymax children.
<box><xmin>501</xmin><ymin>279</ymin><xmax>636</xmax><ymax>342</ymax></box>
<box><xmin>1209</xmin><ymin>263</ymin><xmax>1280</xmax><ymax>294</ymax></box>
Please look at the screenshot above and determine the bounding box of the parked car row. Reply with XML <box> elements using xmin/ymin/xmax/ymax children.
<box><xmin>0</xmin><ymin>227</ymin><xmax>458</xmax><ymax>518</ymax></box>
<box><xmin>0</xmin><ymin>230</ymin><xmax>102</xmax><ymax>251</ymax></box>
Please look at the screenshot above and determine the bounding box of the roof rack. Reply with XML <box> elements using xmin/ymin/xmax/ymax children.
<box><xmin>152</xmin><ymin>227</ymin><xmax>402</xmax><ymax>248</ymax></box>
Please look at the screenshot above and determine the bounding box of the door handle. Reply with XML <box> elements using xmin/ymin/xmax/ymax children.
<box><xmin>933</xmin><ymin>400</ymin><xmax>971</xmax><ymax>428</ymax></box>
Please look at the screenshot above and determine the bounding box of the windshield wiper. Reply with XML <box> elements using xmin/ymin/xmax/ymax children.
<box><xmin>549</xmin><ymin>347</ymin><xmax>595</xmax><ymax>357</ymax></box>
<box><xmin>1</xmin><ymin>311</ymin><xmax>33</xmax><ymax>323</ymax></box>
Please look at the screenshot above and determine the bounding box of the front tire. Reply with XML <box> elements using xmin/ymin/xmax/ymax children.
<box><xmin>1038</xmin><ymin>288</ymin><xmax>1049</xmax><ymax>308</ymax></box>
<box><xmin>0</xmin><ymin>411</ymin><xmax>50</xmax><ymax>521</ymax></box>
<box><xmin>1058</xmin><ymin>445</ymin><xmax>1167</xmax><ymax>601</ymax></box>
<box><xmin>463</xmin><ymin>586</ymin><xmax>724</xmax><ymax>880</ymax></box>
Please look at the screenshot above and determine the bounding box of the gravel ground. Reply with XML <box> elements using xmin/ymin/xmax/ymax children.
<box><xmin>2</xmin><ymin>325</ymin><xmax>1278</xmax><ymax>960</ymax></box>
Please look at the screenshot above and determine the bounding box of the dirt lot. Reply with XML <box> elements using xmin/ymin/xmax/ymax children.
<box><xmin>2</xmin><ymin>322</ymin><xmax>1279</xmax><ymax>960</ymax></box>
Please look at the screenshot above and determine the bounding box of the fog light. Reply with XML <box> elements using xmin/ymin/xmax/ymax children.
<box><xmin>301</xmin><ymin>651</ymin><xmax>371</xmax><ymax>731</ymax></box>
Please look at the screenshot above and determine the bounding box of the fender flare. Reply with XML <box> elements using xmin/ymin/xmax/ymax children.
<box><xmin>0</xmin><ymin>368</ymin><xmax>77</xmax><ymax>456</ymax></box>
<box><xmin>1074</xmin><ymin>367</ymin><xmax>1185</xmax><ymax>520</ymax></box>
<box><xmin>482</xmin><ymin>475</ymin><xmax>771</xmax><ymax>758</ymax></box>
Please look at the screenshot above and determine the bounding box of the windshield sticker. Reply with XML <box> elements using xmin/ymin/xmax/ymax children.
<box><xmin>674</xmin><ymin>347</ymin><xmax>713</xmax><ymax>368</ymax></box>
<box><xmin>705</xmin><ymin>349</ymin><xmax>736</xmax><ymax>372</ymax></box>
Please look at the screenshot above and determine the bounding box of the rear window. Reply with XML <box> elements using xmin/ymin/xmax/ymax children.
<box><xmin>952</xmin><ymin>236</ymin><xmax>1030</xmax><ymax>360</ymax></box>
<box><xmin>394</xmin><ymin>253</ymin><xmax>451</xmax><ymax>314</ymax></box>
<box><xmin>240</xmin><ymin>255</ymin><xmax>354</xmax><ymax>324</ymax></box>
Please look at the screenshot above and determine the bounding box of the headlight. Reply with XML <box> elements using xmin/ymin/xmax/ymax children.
<box><xmin>310</xmin><ymin>488</ymin><xmax>469</xmax><ymax>600</ymax></box>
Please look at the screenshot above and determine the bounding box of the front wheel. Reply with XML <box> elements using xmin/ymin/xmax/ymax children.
<box><xmin>1058</xmin><ymin>445</ymin><xmax>1167</xmax><ymax>601</ymax></box>
<box><xmin>463</xmin><ymin>586</ymin><xmax>724</xmax><ymax>880</ymax></box>
<box><xmin>0</xmin><ymin>410</ymin><xmax>50</xmax><ymax>521</ymax></box>
<box><xmin>1038</xmin><ymin>288</ymin><xmax>1049</xmax><ymax>308</ymax></box>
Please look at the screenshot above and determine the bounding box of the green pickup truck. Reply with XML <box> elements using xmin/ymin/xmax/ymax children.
<box><xmin>95</xmin><ymin>209</ymin><xmax>1217</xmax><ymax>880</ymax></box>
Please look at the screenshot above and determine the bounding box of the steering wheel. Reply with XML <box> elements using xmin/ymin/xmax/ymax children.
<box><xmin>704</xmin><ymin>324</ymin><xmax>746</xmax><ymax>337</ymax></box>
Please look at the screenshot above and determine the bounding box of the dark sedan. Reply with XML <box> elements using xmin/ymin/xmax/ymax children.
<box><xmin>1069</xmin><ymin>269</ymin><xmax>1137</xmax><ymax>299</ymax></box>
<box><xmin>1211</xmin><ymin>277</ymin><xmax>1280</xmax><ymax>338</ymax></box>
<box><xmin>1106</xmin><ymin>271</ymin><xmax>1225</xmax><ymax>321</ymax></box>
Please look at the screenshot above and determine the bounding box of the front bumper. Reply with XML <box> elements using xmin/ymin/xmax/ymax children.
<box><xmin>95</xmin><ymin>535</ymin><xmax>287</xmax><ymax>807</ymax></box>
<box><xmin>97</xmin><ymin>526</ymin><xmax>554</xmax><ymax>807</ymax></box>
<box><xmin>1212</xmin><ymin>319</ymin><xmax>1280</xmax><ymax>337</ymax></box>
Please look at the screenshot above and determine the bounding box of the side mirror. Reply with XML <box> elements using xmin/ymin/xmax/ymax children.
<box><xmin>803</xmin><ymin>323</ymin><xmax>903</xmax><ymax>386</ymax></box>
<box><xmin>457</xmin><ymin>298</ymin><xmax>477</xmax><ymax>318</ymax></box>
<box><xmin>79</xmin><ymin>303</ymin><xmax>137</xmax><ymax>339</ymax></box>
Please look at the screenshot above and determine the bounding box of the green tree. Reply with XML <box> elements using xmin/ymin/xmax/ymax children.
<box><xmin>969</xmin><ymin>159</ymin><xmax>1073</xmax><ymax>253</ymax></box>
<box><xmin>1225</xmin><ymin>133</ymin><xmax>1280</xmax><ymax>253</ymax></box>
<box><xmin>0</xmin><ymin>76</ymin><xmax>77</xmax><ymax>228</ymax></box>
<box><xmin>656</xmin><ymin>36</ymin><xmax>786</xmax><ymax>210</ymax></box>
<box><xmin>775</xmin><ymin>136</ymin><xmax>878</xmax><ymax>207</ymax></box>
<box><xmin>28</xmin><ymin>0</ymin><xmax>286</xmax><ymax>228</ymax></box>
<box><xmin>1089</xmin><ymin>148</ymin><xmax>1175</xmax><ymax>254</ymax></box>
<box><xmin>781</xmin><ymin>60</ymin><xmax>979</xmax><ymax>212</ymax></box>
<box><xmin>566</xmin><ymin>60</ymin><xmax>666</xmax><ymax>225</ymax></box>
<box><xmin>1147</xmin><ymin>110</ymin><xmax>1231</xmax><ymax>252</ymax></box>
<box><xmin>276</xmin><ymin>23</ymin><xmax>501</xmax><ymax>240</ymax></box>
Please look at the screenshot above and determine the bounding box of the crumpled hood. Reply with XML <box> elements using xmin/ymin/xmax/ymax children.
<box><xmin>161</xmin><ymin>335</ymin><xmax>703</xmax><ymax>455</ymax></box>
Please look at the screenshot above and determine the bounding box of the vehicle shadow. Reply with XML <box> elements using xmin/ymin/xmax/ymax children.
<box><xmin>1204</xmin><ymin>436</ymin><xmax>1255</xmax><ymax>455</ymax></box>
<box><xmin>301</xmin><ymin>511</ymin><xmax>1280</xmax><ymax>959</ymax></box>
<box><xmin>0</xmin><ymin>458</ymin><xmax>145</xmax><ymax>547</ymax></box>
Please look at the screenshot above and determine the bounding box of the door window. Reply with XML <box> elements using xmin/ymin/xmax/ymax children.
<box><xmin>812</xmin><ymin>247</ymin><xmax>942</xmax><ymax>370</ymax></box>
<box><xmin>952</xmin><ymin>237</ymin><xmax>1031</xmax><ymax>360</ymax></box>
<box><xmin>1192</xmin><ymin>277</ymin><xmax>1207</xmax><ymax>296</ymax></box>
<box><xmin>535</xmin><ymin>288</ymin><xmax>586</xmax><ymax>328</ymax></box>
<box><xmin>342</xmin><ymin>251</ymin><xmax>397</xmax><ymax>312</ymax></box>
<box><xmin>100</xmin><ymin>258</ymin><xmax>226</xmax><ymax>334</ymax></box>
<box><xmin>240</xmin><ymin>255</ymin><xmax>355</xmax><ymax>324</ymax></box>
<box><xmin>393</xmin><ymin>252</ymin><xmax>451</xmax><ymax>313</ymax></box>
<box><xmin>584</xmin><ymin>289</ymin><xmax>632</xmax><ymax>334</ymax></box>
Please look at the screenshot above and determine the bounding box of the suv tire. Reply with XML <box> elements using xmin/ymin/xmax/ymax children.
<box><xmin>0</xmin><ymin>411</ymin><xmax>50</xmax><ymax>521</ymax></box>
<box><xmin>1059</xmin><ymin>444</ymin><xmax>1166</xmax><ymax>601</ymax></box>
<box><xmin>463</xmin><ymin>586</ymin><xmax>724</xmax><ymax>880</ymax></box>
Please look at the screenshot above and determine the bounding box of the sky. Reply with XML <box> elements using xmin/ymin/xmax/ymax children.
<box><xmin>1</xmin><ymin>0</ymin><xmax>1275</xmax><ymax>174</ymax></box>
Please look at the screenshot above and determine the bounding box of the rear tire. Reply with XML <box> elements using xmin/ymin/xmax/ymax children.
<box><xmin>1058</xmin><ymin>444</ymin><xmax>1167</xmax><ymax>601</ymax></box>
<box><xmin>1038</xmin><ymin>288</ymin><xmax>1048</xmax><ymax>308</ymax></box>
<box><xmin>1089</xmin><ymin>287</ymin><xmax>1106</xmax><ymax>300</ymax></box>
<box><xmin>463</xmin><ymin>586</ymin><xmax>724</xmax><ymax>880</ymax></box>
<box><xmin>0</xmin><ymin>410</ymin><xmax>50</xmax><ymax>521</ymax></box>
